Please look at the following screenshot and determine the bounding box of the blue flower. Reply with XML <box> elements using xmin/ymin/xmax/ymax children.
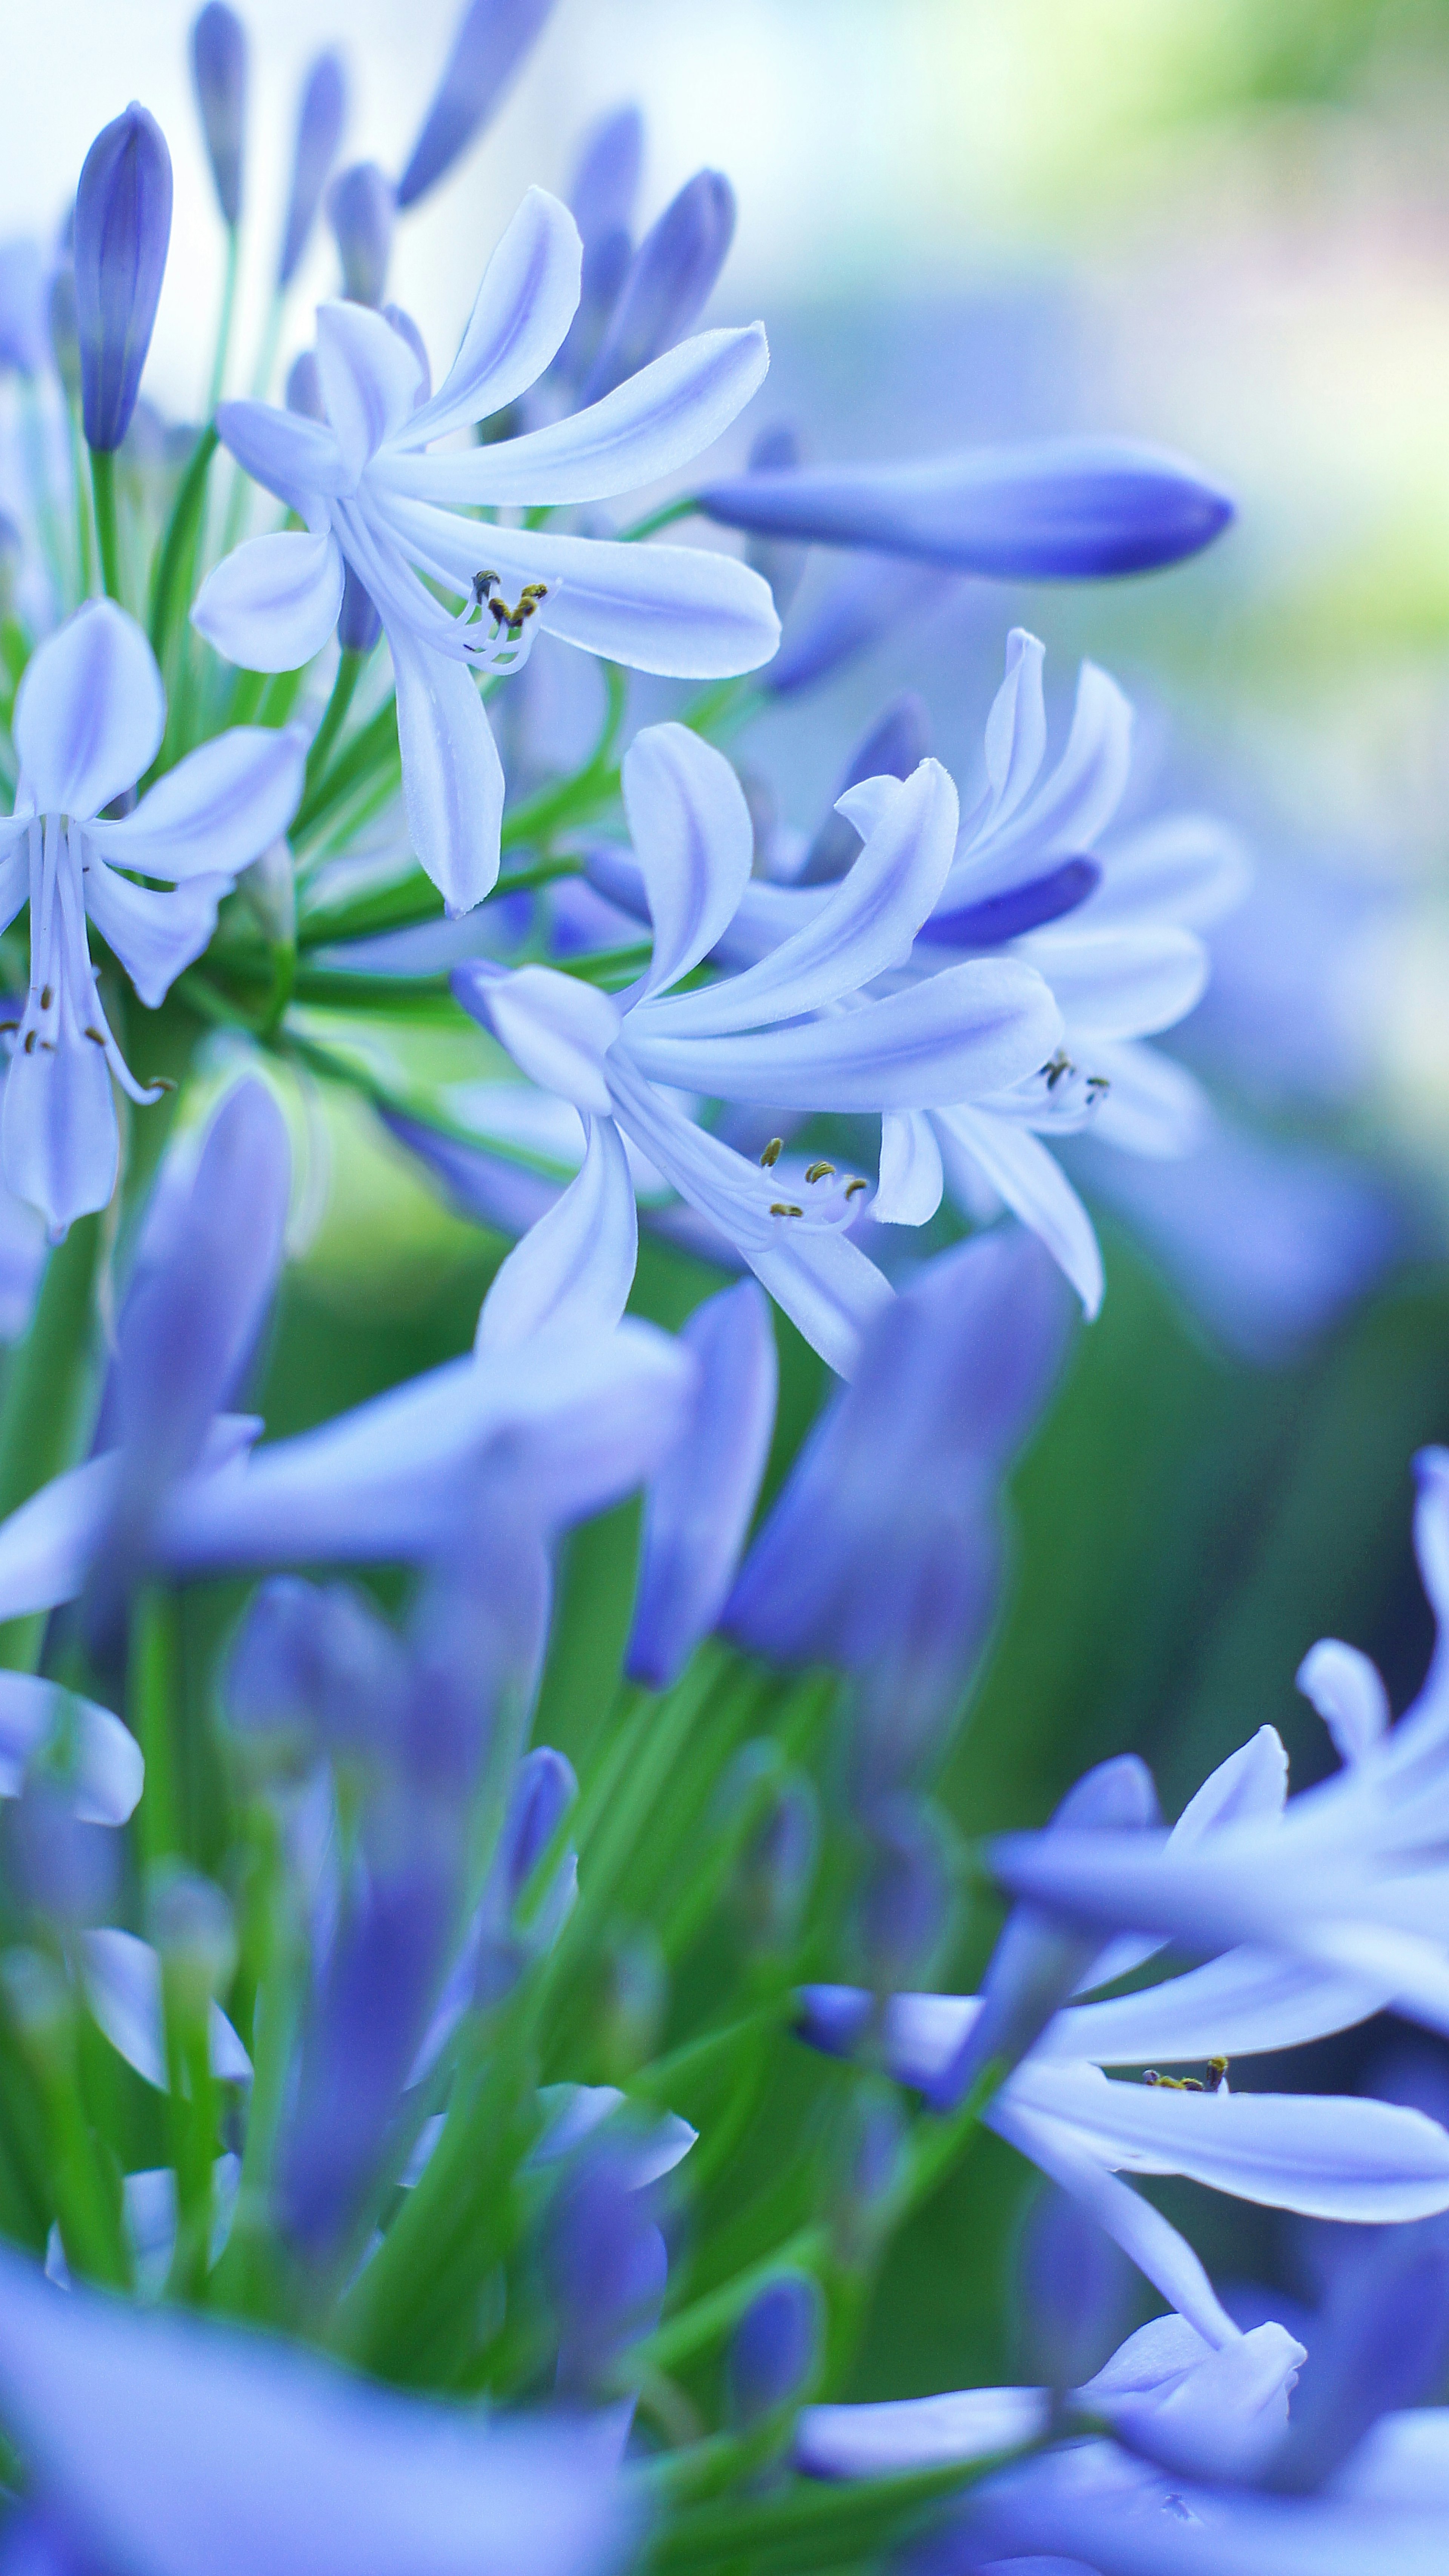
<box><xmin>73</xmin><ymin>103</ymin><xmax>173</xmax><ymax>453</ymax></box>
<box><xmin>0</xmin><ymin>601</ymin><xmax>303</xmax><ymax>1232</ymax></box>
<box><xmin>456</xmin><ymin>724</ymin><xmax>1060</xmax><ymax>1376</ymax></box>
<box><xmin>192</xmin><ymin>189</ymin><xmax>778</xmax><ymax>914</ymax></box>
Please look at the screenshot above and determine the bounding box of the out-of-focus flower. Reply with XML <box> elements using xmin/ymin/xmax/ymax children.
<box><xmin>696</xmin><ymin>436</ymin><xmax>1234</xmax><ymax>578</ymax></box>
<box><xmin>0</xmin><ymin>239</ymin><xmax>46</xmax><ymax>377</ymax></box>
<box><xmin>396</xmin><ymin>0</ymin><xmax>559</xmax><ymax>212</ymax></box>
<box><xmin>73</xmin><ymin>103</ymin><xmax>173</xmax><ymax>452</ymax></box>
<box><xmin>277</xmin><ymin>51</ymin><xmax>347</xmax><ymax>289</ymax></box>
<box><xmin>582</xmin><ymin>168</ymin><xmax>735</xmax><ymax>404</ymax></box>
<box><xmin>458</xmin><ymin>726</ymin><xmax>1059</xmax><ymax>1375</ymax></box>
<box><xmin>194</xmin><ymin>189</ymin><xmax>777</xmax><ymax>912</ymax></box>
<box><xmin>0</xmin><ymin>602</ymin><xmax>303</xmax><ymax>1232</ymax></box>
<box><xmin>326</xmin><ymin>163</ymin><xmax>395</xmax><ymax>310</ymax></box>
<box><xmin>191</xmin><ymin>5</ymin><xmax>247</xmax><ymax>232</ymax></box>
<box><xmin>728</xmin><ymin>2273</ymin><xmax>823</xmax><ymax>2428</ymax></box>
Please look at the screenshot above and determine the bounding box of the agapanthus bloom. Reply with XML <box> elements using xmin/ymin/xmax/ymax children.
<box><xmin>455</xmin><ymin>722</ymin><xmax>1062</xmax><ymax>1375</ymax></box>
<box><xmin>0</xmin><ymin>600</ymin><xmax>303</xmax><ymax>1232</ymax></box>
<box><xmin>192</xmin><ymin>185</ymin><xmax>779</xmax><ymax>914</ymax></box>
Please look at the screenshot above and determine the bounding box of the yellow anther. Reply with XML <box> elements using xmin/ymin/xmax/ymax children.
<box><xmin>759</xmin><ymin>1137</ymin><xmax>784</xmax><ymax>1168</ymax></box>
<box><xmin>844</xmin><ymin>1177</ymin><xmax>868</xmax><ymax>1200</ymax></box>
<box><xmin>1041</xmin><ymin>1049</ymin><xmax>1074</xmax><ymax>1092</ymax></box>
<box><xmin>804</xmin><ymin>1160</ymin><xmax>836</xmax><ymax>1184</ymax></box>
<box><xmin>769</xmin><ymin>1201</ymin><xmax>803</xmax><ymax>1219</ymax></box>
<box><xmin>39</xmin><ymin>984</ymin><xmax>52</xmax><ymax>1010</ymax></box>
<box><xmin>1206</xmin><ymin>2056</ymin><xmax>1230</xmax><ymax>2092</ymax></box>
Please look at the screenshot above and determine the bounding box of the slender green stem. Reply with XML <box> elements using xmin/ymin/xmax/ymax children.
<box><xmin>66</xmin><ymin>405</ymin><xmax>95</xmax><ymax>600</ymax></box>
<box><xmin>616</xmin><ymin>495</ymin><xmax>701</xmax><ymax>543</ymax></box>
<box><xmin>148</xmin><ymin>425</ymin><xmax>220</xmax><ymax>664</ymax></box>
<box><xmin>130</xmin><ymin>1588</ymin><xmax>181</xmax><ymax>1869</ymax></box>
<box><xmin>305</xmin><ymin>650</ymin><xmax>364</xmax><ymax>793</ymax></box>
<box><xmin>89</xmin><ymin>447</ymin><xmax>123</xmax><ymax>606</ymax></box>
<box><xmin>291</xmin><ymin>694</ymin><xmax>399</xmax><ymax>844</ymax></box>
<box><xmin>0</xmin><ymin>1216</ymin><xmax>102</xmax><ymax>1673</ymax></box>
<box><xmin>207</xmin><ymin>229</ymin><xmax>242</xmax><ymax>416</ymax></box>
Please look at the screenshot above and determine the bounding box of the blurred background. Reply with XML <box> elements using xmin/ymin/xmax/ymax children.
<box><xmin>13</xmin><ymin>0</ymin><xmax>1449</xmax><ymax>2407</ymax></box>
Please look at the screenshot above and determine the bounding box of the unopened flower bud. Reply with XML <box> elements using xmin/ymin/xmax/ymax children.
<box><xmin>728</xmin><ymin>2271</ymin><xmax>823</xmax><ymax>2428</ymax></box>
<box><xmin>584</xmin><ymin>168</ymin><xmax>735</xmax><ymax>404</ymax></box>
<box><xmin>396</xmin><ymin>0</ymin><xmax>559</xmax><ymax>212</ymax></box>
<box><xmin>547</xmin><ymin>2148</ymin><xmax>668</xmax><ymax>2392</ymax></box>
<box><xmin>74</xmin><ymin>104</ymin><xmax>173</xmax><ymax>451</ymax></box>
<box><xmin>278</xmin><ymin>51</ymin><xmax>346</xmax><ymax>289</ymax></box>
<box><xmin>326</xmin><ymin>163</ymin><xmax>394</xmax><ymax>308</ymax></box>
<box><xmin>337</xmin><ymin>565</ymin><xmax>381</xmax><ymax>656</ymax></box>
<box><xmin>191</xmin><ymin>5</ymin><xmax>247</xmax><ymax>230</ymax></box>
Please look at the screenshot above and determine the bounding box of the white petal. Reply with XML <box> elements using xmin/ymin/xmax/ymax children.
<box><xmin>874</xmin><ymin>1111</ymin><xmax>944</xmax><ymax>1226</ymax></box>
<box><xmin>476</xmin><ymin>1114</ymin><xmax>637</xmax><ymax>1351</ymax></box>
<box><xmin>1094</xmin><ymin>811</ymin><xmax>1252</xmax><ymax>931</ymax></box>
<box><xmin>398</xmin><ymin>187</ymin><xmax>581</xmax><ymax>449</ymax></box>
<box><xmin>1297</xmin><ymin>1638</ymin><xmax>1389</xmax><ymax>1767</ymax></box>
<box><xmin>748</xmin><ymin>1223</ymin><xmax>896</xmax><ymax>1381</ymax></box>
<box><xmin>3</xmin><ymin>992</ymin><xmax>118</xmax><ymax>1235</ymax></box>
<box><xmin>14</xmin><ymin>603</ymin><xmax>163</xmax><ymax>820</ymax></box>
<box><xmin>383</xmin><ymin>324</ymin><xmax>769</xmax><ymax>504</ymax></box>
<box><xmin>378</xmin><ymin>494</ymin><xmax>780</xmax><ymax>678</ymax></box>
<box><xmin>217</xmin><ymin>399</ymin><xmax>349</xmax><ymax>514</ymax></box>
<box><xmin>622</xmin><ymin>960</ymin><xmax>1061</xmax><ymax>1112</ymax></box>
<box><xmin>316</xmin><ymin>301</ymin><xmax>423</xmax><ymax>486</ymax></box>
<box><xmin>76</xmin><ymin>1928</ymin><xmax>252</xmax><ymax>2091</ymax></box>
<box><xmin>388</xmin><ymin>623</ymin><xmax>504</xmax><ymax>914</ymax></box>
<box><xmin>0</xmin><ymin>1453</ymin><xmax>118</xmax><ymax>1623</ymax></box>
<box><xmin>191</xmin><ymin>532</ymin><xmax>345</xmax><ymax>674</ymax></box>
<box><xmin>973</xmin><ymin>658</ymin><xmax>1134</xmax><ymax>878</ymax></box>
<box><xmin>646</xmin><ymin>758</ymin><xmax>959</xmax><ymax>1038</ymax></box>
<box><xmin>0</xmin><ymin>1673</ymin><xmax>141</xmax><ymax>1824</ymax></box>
<box><xmin>0</xmin><ymin>824</ymin><xmax>29</xmax><ymax>939</ymax></box>
<box><xmin>1086</xmin><ymin>1040</ymin><xmax>1212</xmax><ymax>1158</ymax></box>
<box><xmin>1171</xmin><ymin>1728</ymin><xmax>1289</xmax><ymax>1845</ymax></box>
<box><xmin>1027</xmin><ymin>926</ymin><xmax>1208</xmax><ymax>1041</ymax></box>
<box><xmin>84</xmin><ymin>862</ymin><xmax>231</xmax><ymax>1009</ymax></box>
<box><xmin>1058</xmin><ymin>1947</ymin><xmax>1392</xmax><ymax>2067</ymax></box>
<box><xmin>796</xmin><ymin>2388</ymin><xmax>1047</xmax><ymax>2480</ymax></box>
<box><xmin>458</xmin><ymin>963</ymin><xmax>621</xmax><ymax>1113</ymax></box>
<box><xmin>989</xmin><ymin>2092</ymin><xmax>1240</xmax><ymax>2348</ymax></box>
<box><xmin>980</xmin><ymin>626</ymin><xmax>1048</xmax><ymax>830</ymax></box>
<box><xmin>1012</xmin><ymin>2060</ymin><xmax>1449</xmax><ymax>2221</ymax></box>
<box><xmin>621</xmin><ymin>723</ymin><xmax>753</xmax><ymax>999</ymax></box>
<box><xmin>84</xmin><ymin>727</ymin><xmax>306</xmax><ymax>884</ymax></box>
<box><xmin>934</xmin><ymin>1106</ymin><xmax>1103</xmax><ymax>1317</ymax></box>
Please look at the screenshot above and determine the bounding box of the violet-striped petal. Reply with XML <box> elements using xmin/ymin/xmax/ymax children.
<box><xmin>398</xmin><ymin>185</ymin><xmax>580</xmax><ymax>443</ymax></box>
<box><xmin>621</xmin><ymin>722</ymin><xmax>754</xmax><ymax>999</ymax></box>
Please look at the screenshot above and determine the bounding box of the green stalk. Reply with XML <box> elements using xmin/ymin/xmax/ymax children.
<box><xmin>0</xmin><ymin>1216</ymin><xmax>102</xmax><ymax>1673</ymax></box>
<box><xmin>129</xmin><ymin>1588</ymin><xmax>180</xmax><ymax>1868</ymax></box>
<box><xmin>304</xmin><ymin>650</ymin><xmax>364</xmax><ymax>793</ymax></box>
<box><xmin>88</xmin><ymin>447</ymin><xmax>123</xmax><ymax>606</ymax></box>
<box><xmin>66</xmin><ymin>405</ymin><xmax>96</xmax><ymax>599</ymax></box>
<box><xmin>148</xmin><ymin>426</ymin><xmax>220</xmax><ymax>669</ymax></box>
<box><xmin>207</xmin><ymin>229</ymin><xmax>241</xmax><ymax>417</ymax></box>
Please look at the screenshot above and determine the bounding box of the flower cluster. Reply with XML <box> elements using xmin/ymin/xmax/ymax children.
<box><xmin>0</xmin><ymin>8</ymin><xmax>1433</xmax><ymax>2576</ymax></box>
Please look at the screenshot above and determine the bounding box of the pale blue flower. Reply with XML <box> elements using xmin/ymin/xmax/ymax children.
<box><xmin>192</xmin><ymin>188</ymin><xmax>778</xmax><ymax>913</ymax></box>
<box><xmin>0</xmin><ymin>601</ymin><xmax>304</xmax><ymax>1232</ymax></box>
<box><xmin>457</xmin><ymin>723</ymin><xmax>1060</xmax><ymax>1375</ymax></box>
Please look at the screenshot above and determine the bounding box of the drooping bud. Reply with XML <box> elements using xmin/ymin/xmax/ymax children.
<box><xmin>326</xmin><ymin>163</ymin><xmax>394</xmax><ymax>309</ymax></box>
<box><xmin>190</xmin><ymin>6</ymin><xmax>247</xmax><ymax>230</ymax></box>
<box><xmin>397</xmin><ymin>0</ymin><xmax>559</xmax><ymax>211</ymax></box>
<box><xmin>73</xmin><ymin>104</ymin><xmax>174</xmax><ymax>451</ymax></box>
<box><xmin>277</xmin><ymin>51</ymin><xmax>346</xmax><ymax>288</ymax></box>
<box><xmin>728</xmin><ymin>2272</ymin><xmax>823</xmax><ymax>2428</ymax></box>
<box><xmin>583</xmin><ymin>169</ymin><xmax>735</xmax><ymax>403</ymax></box>
<box><xmin>1017</xmin><ymin>2184</ymin><xmax>1132</xmax><ymax>2394</ymax></box>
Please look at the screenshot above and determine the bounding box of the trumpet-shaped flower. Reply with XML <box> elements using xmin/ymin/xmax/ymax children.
<box><xmin>455</xmin><ymin>723</ymin><xmax>1062</xmax><ymax>1376</ymax></box>
<box><xmin>798</xmin><ymin>1723</ymin><xmax>1449</xmax><ymax>2346</ymax></box>
<box><xmin>988</xmin><ymin>1446</ymin><xmax>1449</xmax><ymax>2040</ymax></box>
<box><xmin>0</xmin><ymin>602</ymin><xmax>303</xmax><ymax>1233</ymax></box>
<box><xmin>192</xmin><ymin>186</ymin><xmax>779</xmax><ymax>915</ymax></box>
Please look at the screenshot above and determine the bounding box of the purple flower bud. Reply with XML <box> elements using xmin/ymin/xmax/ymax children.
<box><xmin>854</xmin><ymin>1795</ymin><xmax>955</xmax><ymax>1992</ymax></box>
<box><xmin>2</xmin><ymin>1780</ymin><xmax>118</xmax><ymax>1927</ymax></box>
<box><xmin>728</xmin><ymin>2272</ymin><xmax>823</xmax><ymax>2427</ymax></box>
<box><xmin>798</xmin><ymin>693</ymin><xmax>931</xmax><ymax>886</ymax></box>
<box><xmin>73</xmin><ymin>103</ymin><xmax>173</xmax><ymax>451</ymax></box>
<box><xmin>284</xmin><ymin>348</ymin><xmax>323</xmax><ymax>418</ymax></box>
<box><xmin>326</xmin><ymin>163</ymin><xmax>394</xmax><ymax>308</ymax></box>
<box><xmin>919</xmin><ymin>855</ymin><xmax>1100</xmax><ymax>949</ymax></box>
<box><xmin>583</xmin><ymin>169</ymin><xmax>735</xmax><ymax>403</ymax></box>
<box><xmin>1017</xmin><ymin>2185</ymin><xmax>1132</xmax><ymax>2392</ymax></box>
<box><xmin>223</xmin><ymin>1575</ymin><xmax>409</xmax><ymax>1766</ymax></box>
<box><xmin>0</xmin><ymin>240</ymin><xmax>46</xmax><ymax>376</ymax></box>
<box><xmin>337</xmin><ymin>564</ymin><xmax>381</xmax><ymax>655</ymax></box>
<box><xmin>547</xmin><ymin>2150</ymin><xmax>669</xmax><ymax>2391</ymax></box>
<box><xmin>499</xmin><ymin>1744</ymin><xmax>576</xmax><ymax>1907</ymax></box>
<box><xmin>396</xmin><ymin>0</ymin><xmax>559</xmax><ymax>211</ymax></box>
<box><xmin>625</xmin><ymin>1281</ymin><xmax>777</xmax><ymax>1693</ymax></box>
<box><xmin>569</xmin><ymin>105</ymin><xmax>644</xmax><ymax>246</ymax></box>
<box><xmin>278</xmin><ymin>51</ymin><xmax>346</xmax><ymax>288</ymax></box>
<box><xmin>190</xmin><ymin>5</ymin><xmax>247</xmax><ymax>230</ymax></box>
<box><xmin>925</xmin><ymin>1755</ymin><xmax>1159</xmax><ymax>2113</ymax></box>
<box><xmin>699</xmin><ymin>438</ymin><xmax>1235</xmax><ymax>581</ymax></box>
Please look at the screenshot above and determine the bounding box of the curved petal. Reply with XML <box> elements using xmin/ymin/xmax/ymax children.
<box><xmin>1057</xmin><ymin>1948</ymin><xmax>1391</xmax><ymax>2068</ymax></box>
<box><xmin>3</xmin><ymin>985</ymin><xmax>119</xmax><ymax>1236</ymax></box>
<box><xmin>1173</xmin><ymin>1728</ymin><xmax>1289</xmax><ymax>1845</ymax></box>
<box><xmin>873</xmin><ymin>1110</ymin><xmax>944</xmax><ymax>1226</ymax></box>
<box><xmin>621</xmin><ymin>723</ymin><xmax>753</xmax><ymax>999</ymax></box>
<box><xmin>191</xmin><ymin>531</ymin><xmax>345</xmax><ymax>675</ymax></box>
<box><xmin>797</xmin><ymin>2387</ymin><xmax>1046</xmax><ymax>2480</ymax></box>
<box><xmin>1027</xmin><ymin>925</ymin><xmax>1207</xmax><ymax>1042</ymax></box>
<box><xmin>216</xmin><ymin>398</ymin><xmax>349</xmax><ymax>514</ymax></box>
<box><xmin>76</xmin><ymin>1927</ymin><xmax>251</xmax><ymax>2091</ymax></box>
<box><xmin>1013</xmin><ymin>2061</ymin><xmax>1449</xmax><ymax>2221</ymax></box>
<box><xmin>748</xmin><ymin>1224</ymin><xmax>897</xmax><ymax>1381</ymax></box>
<box><xmin>82</xmin><ymin>861</ymin><xmax>230</xmax><ymax>1009</ymax></box>
<box><xmin>1084</xmin><ymin>1040</ymin><xmax>1211</xmax><ymax>1158</ymax></box>
<box><xmin>1298</xmin><ymin>1639</ymin><xmax>1389</xmax><ymax>1768</ymax></box>
<box><xmin>397</xmin><ymin>186</ymin><xmax>582</xmax><ymax>449</ymax></box>
<box><xmin>988</xmin><ymin>2093</ymin><xmax>1240</xmax><ymax>2349</ymax></box>
<box><xmin>455</xmin><ymin>962</ymin><xmax>622</xmax><ymax>1112</ymax></box>
<box><xmin>643</xmin><ymin>758</ymin><xmax>959</xmax><ymax>1037</ymax></box>
<box><xmin>979</xmin><ymin>627</ymin><xmax>1048</xmax><ymax>832</ymax></box>
<box><xmin>626</xmin><ymin>1279</ymin><xmax>778</xmax><ymax>1689</ymax></box>
<box><xmin>0</xmin><ymin>1673</ymin><xmax>142</xmax><ymax>1824</ymax></box>
<box><xmin>1094</xmin><ymin>812</ymin><xmax>1252</xmax><ymax>931</ymax></box>
<box><xmin>14</xmin><ymin>603</ymin><xmax>164</xmax><ymax>819</ymax></box>
<box><xmin>934</xmin><ymin>1106</ymin><xmax>1103</xmax><ymax>1317</ymax></box>
<box><xmin>621</xmin><ymin>960</ymin><xmax>1062</xmax><ymax>1113</ymax></box>
<box><xmin>85</xmin><ymin>726</ymin><xmax>306</xmax><ymax>883</ymax></box>
<box><xmin>383</xmin><ymin>324</ymin><xmax>769</xmax><ymax>504</ymax></box>
<box><xmin>388</xmin><ymin>623</ymin><xmax>505</xmax><ymax>915</ymax></box>
<box><xmin>0</xmin><ymin>1452</ymin><xmax>118</xmax><ymax>1622</ymax></box>
<box><xmin>476</xmin><ymin>1114</ymin><xmax>637</xmax><ymax>1352</ymax></box>
<box><xmin>316</xmin><ymin>301</ymin><xmax>423</xmax><ymax>486</ymax></box>
<box><xmin>377</xmin><ymin>493</ymin><xmax>780</xmax><ymax>677</ymax></box>
<box><xmin>957</xmin><ymin>660</ymin><xmax>1135</xmax><ymax>895</ymax></box>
